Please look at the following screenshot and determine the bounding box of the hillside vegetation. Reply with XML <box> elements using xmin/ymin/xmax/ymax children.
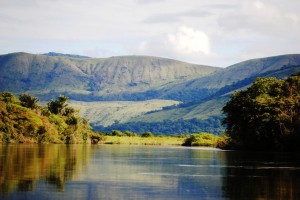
<box><xmin>0</xmin><ymin>92</ymin><xmax>100</xmax><ymax>144</ymax></box>
<box><xmin>1</xmin><ymin>53</ymin><xmax>300</xmax><ymax>134</ymax></box>
<box><xmin>223</xmin><ymin>73</ymin><xmax>300</xmax><ymax>151</ymax></box>
<box><xmin>0</xmin><ymin>52</ymin><xmax>219</xmax><ymax>101</ymax></box>
<box><xmin>70</xmin><ymin>99</ymin><xmax>180</xmax><ymax>127</ymax></box>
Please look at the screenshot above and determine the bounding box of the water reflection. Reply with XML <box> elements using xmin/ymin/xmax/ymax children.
<box><xmin>0</xmin><ymin>144</ymin><xmax>89</xmax><ymax>196</ymax></box>
<box><xmin>221</xmin><ymin>151</ymin><xmax>300</xmax><ymax>199</ymax></box>
<box><xmin>1</xmin><ymin>145</ymin><xmax>300</xmax><ymax>199</ymax></box>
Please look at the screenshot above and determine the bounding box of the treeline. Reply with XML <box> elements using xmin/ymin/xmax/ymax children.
<box><xmin>223</xmin><ymin>73</ymin><xmax>300</xmax><ymax>151</ymax></box>
<box><xmin>0</xmin><ymin>92</ymin><xmax>101</xmax><ymax>144</ymax></box>
<box><xmin>93</xmin><ymin>116</ymin><xmax>225</xmax><ymax>135</ymax></box>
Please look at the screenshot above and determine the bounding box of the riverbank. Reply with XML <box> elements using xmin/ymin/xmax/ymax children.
<box><xmin>99</xmin><ymin>135</ymin><xmax>187</xmax><ymax>146</ymax></box>
<box><xmin>96</xmin><ymin>132</ymin><xmax>229</xmax><ymax>147</ymax></box>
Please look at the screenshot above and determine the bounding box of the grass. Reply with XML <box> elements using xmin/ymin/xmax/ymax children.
<box><xmin>97</xmin><ymin>133</ymin><xmax>230</xmax><ymax>148</ymax></box>
<box><xmin>100</xmin><ymin>135</ymin><xmax>187</xmax><ymax>146</ymax></box>
<box><xmin>182</xmin><ymin>132</ymin><xmax>230</xmax><ymax>148</ymax></box>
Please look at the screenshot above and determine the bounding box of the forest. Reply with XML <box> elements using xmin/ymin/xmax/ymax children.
<box><xmin>0</xmin><ymin>92</ymin><xmax>101</xmax><ymax>144</ymax></box>
<box><xmin>223</xmin><ymin>73</ymin><xmax>300</xmax><ymax>151</ymax></box>
<box><xmin>1</xmin><ymin>73</ymin><xmax>299</xmax><ymax>151</ymax></box>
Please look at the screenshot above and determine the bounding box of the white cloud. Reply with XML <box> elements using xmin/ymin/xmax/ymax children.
<box><xmin>126</xmin><ymin>26</ymin><xmax>215</xmax><ymax>66</ymax></box>
<box><xmin>168</xmin><ymin>26</ymin><xmax>211</xmax><ymax>55</ymax></box>
<box><xmin>253</xmin><ymin>1</ymin><xmax>264</xmax><ymax>9</ymax></box>
<box><xmin>0</xmin><ymin>0</ymin><xmax>300</xmax><ymax>67</ymax></box>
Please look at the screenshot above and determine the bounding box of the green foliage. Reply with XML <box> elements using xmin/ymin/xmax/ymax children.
<box><xmin>141</xmin><ymin>131</ymin><xmax>154</xmax><ymax>137</ymax></box>
<box><xmin>47</xmin><ymin>95</ymin><xmax>69</xmax><ymax>115</ymax></box>
<box><xmin>223</xmin><ymin>75</ymin><xmax>300</xmax><ymax>151</ymax></box>
<box><xmin>94</xmin><ymin>117</ymin><xmax>224</xmax><ymax>135</ymax></box>
<box><xmin>0</xmin><ymin>92</ymin><xmax>19</xmax><ymax>103</ymax></box>
<box><xmin>111</xmin><ymin>130</ymin><xmax>123</xmax><ymax>137</ymax></box>
<box><xmin>89</xmin><ymin>132</ymin><xmax>105</xmax><ymax>144</ymax></box>
<box><xmin>0</xmin><ymin>92</ymin><xmax>94</xmax><ymax>144</ymax></box>
<box><xmin>48</xmin><ymin>114</ymin><xmax>68</xmax><ymax>133</ymax></box>
<box><xmin>66</xmin><ymin>116</ymin><xmax>78</xmax><ymax>125</ymax></box>
<box><xmin>183</xmin><ymin>132</ymin><xmax>218</xmax><ymax>147</ymax></box>
<box><xmin>123</xmin><ymin>130</ymin><xmax>136</xmax><ymax>137</ymax></box>
<box><xmin>182</xmin><ymin>132</ymin><xmax>230</xmax><ymax>147</ymax></box>
<box><xmin>19</xmin><ymin>93</ymin><xmax>39</xmax><ymax>109</ymax></box>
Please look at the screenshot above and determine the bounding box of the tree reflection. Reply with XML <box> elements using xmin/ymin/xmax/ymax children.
<box><xmin>0</xmin><ymin>144</ymin><xmax>89</xmax><ymax>195</ymax></box>
<box><xmin>222</xmin><ymin>151</ymin><xmax>300</xmax><ymax>199</ymax></box>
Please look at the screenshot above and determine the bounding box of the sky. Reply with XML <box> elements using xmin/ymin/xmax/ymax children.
<box><xmin>0</xmin><ymin>0</ymin><xmax>300</xmax><ymax>67</ymax></box>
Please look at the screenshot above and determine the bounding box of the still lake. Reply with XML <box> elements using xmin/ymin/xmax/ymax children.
<box><xmin>0</xmin><ymin>144</ymin><xmax>300</xmax><ymax>200</ymax></box>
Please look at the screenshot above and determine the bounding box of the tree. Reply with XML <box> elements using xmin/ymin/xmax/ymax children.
<box><xmin>0</xmin><ymin>92</ymin><xmax>19</xmax><ymax>103</ymax></box>
<box><xmin>112</xmin><ymin>130</ymin><xmax>123</xmax><ymax>137</ymax></box>
<box><xmin>19</xmin><ymin>93</ymin><xmax>39</xmax><ymax>109</ymax></box>
<box><xmin>141</xmin><ymin>131</ymin><xmax>154</xmax><ymax>137</ymax></box>
<box><xmin>47</xmin><ymin>95</ymin><xmax>69</xmax><ymax>115</ymax></box>
<box><xmin>222</xmin><ymin>75</ymin><xmax>300</xmax><ymax>151</ymax></box>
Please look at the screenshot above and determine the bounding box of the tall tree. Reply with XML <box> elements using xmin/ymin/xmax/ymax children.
<box><xmin>19</xmin><ymin>93</ymin><xmax>39</xmax><ymax>109</ymax></box>
<box><xmin>47</xmin><ymin>95</ymin><xmax>69</xmax><ymax>115</ymax></box>
<box><xmin>223</xmin><ymin>75</ymin><xmax>300</xmax><ymax>151</ymax></box>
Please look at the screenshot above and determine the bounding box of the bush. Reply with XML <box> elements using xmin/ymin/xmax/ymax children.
<box><xmin>89</xmin><ymin>132</ymin><xmax>105</xmax><ymax>144</ymax></box>
<box><xmin>183</xmin><ymin>132</ymin><xmax>218</xmax><ymax>147</ymax></box>
<box><xmin>216</xmin><ymin>134</ymin><xmax>231</xmax><ymax>149</ymax></box>
<box><xmin>141</xmin><ymin>131</ymin><xmax>154</xmax><ymax>137</ymax></box>
<box><xmin>19</xmin><ymin>93</ymin><xmax>39</xmax><ymax>109</ymax></box>
<box><xmin>112</xmin><ymin>130</ymin><xmax>123</xmax><ymax>137</ymax></box>
<box><xmin>124</xmin><ymin>130</ymin><xmax>136</xmax><ymax>137</ymax></box>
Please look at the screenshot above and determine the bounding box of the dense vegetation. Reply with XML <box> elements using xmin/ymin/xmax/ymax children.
<box><xmin>1</xmin><ymin>53</ymin><xmax>300</xmax><ymax>134</ymax></box>
<box><xmin>0</xmin><ymin>92</ymin><xmax>100</xmax><ymax>144</ymax></box>
<box><xmin>223</xmin><ymin>74</ymin><xmax>300</xmax><ymax>151</ymax></box>
<box><xmin>93</xmin><ymin>116</ymin><xmax>224</xmax><ymax>135</ymax></box>
<box><xmin>94</xmin><ymin>130</ymin><xmax>226</xmax><ymax>147</ymax></box>
<box><xmin>182</xmin><ymin>132</ymin><xmax>230</xmax><ymax>148</ymax></box>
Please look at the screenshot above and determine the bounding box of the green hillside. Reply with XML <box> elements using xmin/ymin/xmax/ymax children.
<box><xmin>0</xmin><ymin>92</ymin><xmax>99</xmax><ymax>144</ymax></box>
<box><xmin>69</xmin><ymin>99</ymin><xmax>180</xmax><ymax>127</ymax></box>
<box><xmin>1</xmin><ymin>52</ymin><xmax>300</xmax><ymax>134</ymax></box>
<box><xmin>0</xmin><ymin>52</ymin><xmax>219</xmax><ymax>101</ymax></box>
<box><xmin>94</xmin><ymin>55</ymin><xmax>300</xmax><ymax>134</ymax></box>
<box><xmin>153</xmin><ymin>54</ymin><xmax>300</xmax><ymax>102</ymax></box>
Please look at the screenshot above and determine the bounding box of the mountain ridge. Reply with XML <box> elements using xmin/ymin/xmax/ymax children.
<box><xmin>0</xmin><ymin>52</ymin><xmax>220</xmax><ymax>101</ymax></box>
<box><xmin>1</xmin><ymin>52</ymin><xmax>300</xmax><ymax>134</ymax></box>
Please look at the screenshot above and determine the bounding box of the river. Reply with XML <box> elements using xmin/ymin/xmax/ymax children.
<box><xmin>0</xmin><ymin>144</ymin><xmax>300</xmax><ymax>199</ymax></box>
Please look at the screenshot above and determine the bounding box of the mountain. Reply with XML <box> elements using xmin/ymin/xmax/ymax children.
<box><xmin>1</xmin><ymin>52</ymin><xmax>300</xmax><ymax>134</ymax></box>
<box><xmin>0</xmin><ymin>52</ymin><xmax>220</xmax><ymax>101</ymax></box>
<box><xmin>43</xmin><ymin>52</ymin><xmax>91</xmax><ymax>59</ymax></box>
<box><xmin>151</xmin><ymin>54</ymin><xmax>300</xmax><ymax>102</ymax></box>
<box><xmin>108</xmin><ymin>54</ymin><xmax>300</xmax><ymax>133</ymax></box>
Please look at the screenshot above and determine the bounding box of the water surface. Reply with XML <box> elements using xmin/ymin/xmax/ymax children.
<box><xmin>0</xmin><ymin>144</ymin><xmax>300</xmax><ymax>199</ymax></box>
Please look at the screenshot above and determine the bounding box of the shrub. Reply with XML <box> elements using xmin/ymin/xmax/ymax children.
<box><xmin>183</xmin><ymin>132</ymin><xmax>218</xmax><ymax>147</ymax></box>
<box><xmin>0</xmin><ymin>92</ymin><xmax>19</xmax><ymax>103</ymax></box>
<box><xmin>66</xmin><ymin>116</ymin><xmax>78</xmax><ymax>125</ymax></box>
<box><xmin>19</xmin><ymin>93</ymin><xmax>39</xmax><ymax>109</ymax></box>
<box><xmin>89</xmin><ymin>132</ymin><xmax>105</xmax><ymax>144</ymax></box>
<box><xmin>112</xmin><ymin>130</ymin><xmax>123</xmax><ymax>137</ymax></box>
<box><xmin>216</xmin><ymin>134</ymin><xmax>231</xmax><ymax>149</ymax></box>
<box><xmin>141</xmin><ymin>131</ymin><xmax>154</xmax><ymax>137</ymax></box>
<box><xmin>124</xmin><ymin>130</ymin><xmax>136</xmax><ymax>137</ymax></box>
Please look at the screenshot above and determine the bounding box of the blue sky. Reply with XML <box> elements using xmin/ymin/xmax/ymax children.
<box><xmin>1</xmin><ymin>0</ymin><xmax>299</xmax><ymax>67</ymax></box>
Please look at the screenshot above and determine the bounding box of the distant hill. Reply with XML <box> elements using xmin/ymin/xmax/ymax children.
<box><xmin>0</xmin><ymin>52</ymin><xmax>219</xmax><ymax>101</ymax></box>
<box><xmin>109</xmin><ymin>55</ymin><xmax>300</xmax><ymax>133</ymax></box>
<box><xmin>43</xmin><ymin>52</ymin><xmax>91</xmax><ymax>59</ymax></box>
<box><xmin>152</xmin><ymin>54</ymin><xmax>300</xmax><ymax>102</ymax></box>
<box><xmin>1</xmin><ymin>52</ymin><xmax>300</xmax><ymax>134</ymax></box>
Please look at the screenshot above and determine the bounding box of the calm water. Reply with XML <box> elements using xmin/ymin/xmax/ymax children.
<box><xmin>0</xmin><ymin>145</ymin><xmax>300</xmax><ymax>200</ymax></box>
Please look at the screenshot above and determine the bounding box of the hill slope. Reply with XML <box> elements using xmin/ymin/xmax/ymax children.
<box><xmin>153</xmin><ymin>54</ymin><xmax>300</xmax><ymax>102</ymax></box>
<box><xmin>0</xmin><ymin>52</ymin><xmax>219</xmax><ymax>101</ymax></box>
<box><xmin>1</xmin><ymin>52</ymin><xmax>300</xmax><ymax>134</ymax></box>
<box><xmin>93</xmin><ymin>55</ymin><xmax>300</xmax><ymax>134</ymax></box>
<box><xmin>133</xmin><ymin>55</ymin><xmax>300</xmax><ymax>121</ymax></box>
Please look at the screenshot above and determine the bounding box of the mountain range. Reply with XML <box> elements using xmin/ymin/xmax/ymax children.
<box><xmin>1</xmin><ymin>52</ymin><xmax>300</xmax><ymax>134</ymax></box>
